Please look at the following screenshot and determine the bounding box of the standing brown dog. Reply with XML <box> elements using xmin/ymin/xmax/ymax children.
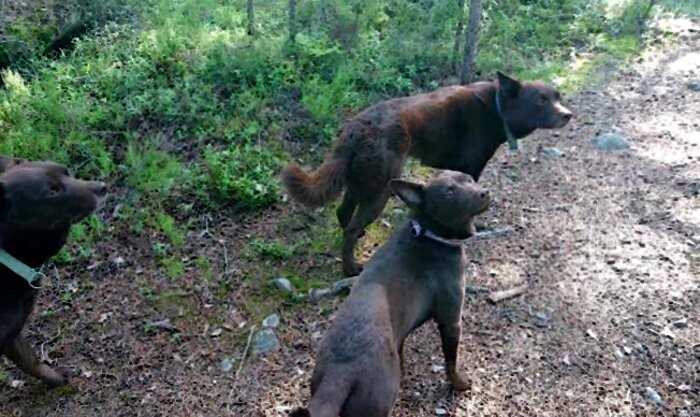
<box><xmin>0</xmin><ymin>156</ymin><xmax>107</xmax><ymax>387</ymax></box>
<box><xmin>291</xmin><ymin>171</ymin><xmax>490</xmax><ymax>417</ymax></box>
<box><xmin>282</xmin><ymin>72</ymin><xmax>572</xmax><ymax>276</ymax></box>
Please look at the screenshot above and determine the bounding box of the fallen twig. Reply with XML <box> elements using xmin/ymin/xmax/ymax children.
<box><xmin>308</xmin><ymin>277</ymin><xmax>357</xmax><ymax>303</ymax></box>
<box><xmin>471</xmin><ymin>227</ymin><xmax>514</xmax><ymax>241</ymax></box>
<box><xmin>488</xmin><ymin>284</ymin><xmax>528</xmax><ymax>303</ymax></box>
<box><xmin>235</xmin><ymin>325</ymin><xmax>256</xmax><ymax>379</ymax></box>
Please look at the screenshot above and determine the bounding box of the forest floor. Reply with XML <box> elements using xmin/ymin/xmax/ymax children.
<box><xmin>2</xmin><ymin>16</ymin><xmax>700</xmax><ymax>417</ymax></box>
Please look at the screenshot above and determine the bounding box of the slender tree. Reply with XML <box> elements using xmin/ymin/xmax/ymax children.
<box><xmin>247</xmin><ymin>0</ymin><xmax>255</xmax><ymax>37</ymax></box>
<box><xmin>453</xmin><ymin>0</ymin><xmax>466</xmax><ymax>75</ymax></box>
<box><xmin>460</xmin><ymin>0</ymin><xmax>483</xmax><ymax>84</ymax></box>
<box><xmin>288</xmin><ymin>0</ymin><xmax>297</xmax><ymax>43</ymax></box>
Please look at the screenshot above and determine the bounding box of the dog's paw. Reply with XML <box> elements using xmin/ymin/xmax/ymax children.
<box><xmin>450</xmin><ymin>373</ymin><xmax>471</xmax><ymax>391</ymax></box>
<box><xmin>38</xmin><ymin>364</ymin><xmax>70</xmax><ymax>388</ymax></box>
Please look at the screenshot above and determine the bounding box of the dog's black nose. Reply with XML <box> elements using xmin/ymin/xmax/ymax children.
<box><xmin>480</xmin><ymin>191</ymin><xmax>489</xmax><ymax>199</ymax></box>
<box><xmin>93</xmin><ymin>182</ymin><xmax>108</xmax><ymax>197</ymax></box>
<box><xmin>562</xmin><ymin>112</ymin><xmax>573</xmax><ymax>121</ymax></box>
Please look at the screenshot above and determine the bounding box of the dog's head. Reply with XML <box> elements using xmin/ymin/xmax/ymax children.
<box><xmin>0</xmin><ymin>156</ymin><xmax>107</xmax><ymax>230</ymax></box>
<box><xmin>497</xmin><ymin>71</ymin><xmax>573</xmax><ymax>132</ymax></box>
<box><xmin>390</xmin><ymin>171</ymin><xmax>490</xmax><ymax>240</ymax></box>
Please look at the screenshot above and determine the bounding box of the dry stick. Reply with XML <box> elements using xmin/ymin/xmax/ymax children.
<box><xmin>235</xmin><ymin>325</ymin><xmax>257</xmax><ymax>380</ymax></box>
<box><xmin>488</xmin><ymin>284</ymin><xmax>528</xmax><ymax>303</ymax></box>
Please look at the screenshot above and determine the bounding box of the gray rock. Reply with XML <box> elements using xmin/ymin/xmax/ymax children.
<box><xmin>534</xmin><ymin>311</ymin><xmax>551</xmax><ymax>328</ymax></box>
<box><xmin>262</xmin><ymin>313</ymin><xmax>280</xmax><ymax>329</ymax></box>
<box><xmin>671</xmin><ymin>318</ymin><xmax>688</xmax><ymax>329</ymax></box>
<box><xmin>541</xmin><ymin>147</ymin><xmax>565</xmax><ymax>158</ymax></box>
<box><xmin>253</xmin><ymin>328</ymin><xmax>280</xmax><ymax>355</ymax></box>
<box><xmin>270</xmin><ymin>278</ymin><xmax>295</xmax><ymax>293</ymax></box>
<box><xmin>643</xmin><ymin>387</ymin><xmax>664</xmax><ymax>407</ymax></box>
<box><xmin>220</xmin><ymin>357</ymin><xmax>234</xmax><ymax>372</ymax></box>
<box><xmin>592</xmin><ymin>133</ymin><xmax>630</xmax><ymax>151</ymax></box>
<box><xmin>688</xmin><ymin>81</ymin><xmax>700</xmax><ymax>92</ymax></box>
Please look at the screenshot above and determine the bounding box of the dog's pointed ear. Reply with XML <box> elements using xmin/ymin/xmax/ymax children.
<box><xmin>389</xmin><ymin>179</ymin><xmax>424</xmax><ymax>210</ymax></box>
<box><xmin>497</xmin><ymin>71</ymin><xmax>522</xmax><ymax>98</ymax></box>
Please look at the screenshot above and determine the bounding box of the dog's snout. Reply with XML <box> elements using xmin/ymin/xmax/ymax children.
<box><xmin>92</xmin><ymin>181</ymin><xmax>108</xmax><ymax>197</ymax></box>
<box><xmin>562</xmin><ymin>112</ymin><xmax>573</xmax><ymax>121</ymax></box>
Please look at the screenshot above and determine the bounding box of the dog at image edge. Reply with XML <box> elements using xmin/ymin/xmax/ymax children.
<box><xmin>0</xmin><ymin>156</ymin><xmax>107</xmax><ymax>387</ymax></box>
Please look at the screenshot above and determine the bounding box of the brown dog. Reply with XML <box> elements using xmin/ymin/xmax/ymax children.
<box><xmin>291</xmin><ymin>171</ymin><xmax>490</xmax><ymax>417</ymax></box>
<box><xmin>282</xmin><ymin>72</ymin><xmax>571</xmax><ymax>276</ymax></box>
<box><xmin>0</xmin><ymin>156</ymin><xmax>107</xmax><ymax>387</ymax></box>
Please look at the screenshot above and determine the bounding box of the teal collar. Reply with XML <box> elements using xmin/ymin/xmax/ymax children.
<box><xmin>0</xmin><ymin>249</ymin><xmax>43</xmax><ymax>289</ymax></box>
<box><xmin>495</xmin><ymin>90</ymin><xmax>518</xmax><ymax>151</ymax></box>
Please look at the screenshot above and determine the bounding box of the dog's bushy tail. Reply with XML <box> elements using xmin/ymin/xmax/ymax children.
<box><xmin>289</xmin><ymin>408</ymin><xmax>311</xmax><ymax>417</ymax></box>
<box><xmin>281</xmin><ymin>157</ymin><xmax>348</xmax><ymax>208</ymax></box>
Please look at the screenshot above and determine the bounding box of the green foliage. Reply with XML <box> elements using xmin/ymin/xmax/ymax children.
<box><xmin>0</xmin><ymin>0</ymin><xmax>682</xmax><ymax>261</ymax></box>
<box><xmin>249</xmin><ymin>239</ymin><xmax>294</xmax><ymax>260</ymax></box>
<box><xmin>203</xmin><ymin>144</ymin><xmax>281</xmax><ymax>209</ymax></box>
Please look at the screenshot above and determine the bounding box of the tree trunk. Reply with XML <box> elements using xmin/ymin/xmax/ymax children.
<box><xmin>288</xmin><ymin>0</ymin><xmax>297</xmax><ymax>43</ymax></box>
<box><xmin>453</xmin><ymin>0</ymin><xmax>466</xmax><ymax>75</ymax></box>
<box><xmin>460</xmin><ymin>0</ymin><xmax>483</xmax><ymax>85</ymax></box>
<box><xmin>247</xmin><ymin>0</ymin><xmax>255</xmax><ymax>37</ymax></box>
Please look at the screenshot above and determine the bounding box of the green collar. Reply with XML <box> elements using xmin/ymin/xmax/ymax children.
<box><xmin>0</xmin><ymin>249</ymin><xmax>43</xmax><ymax>288</ymax></box>
<box><xmin>495</xmin><ymin>90</ymin><xmax>518</xmax><ymax>151</ymax></box>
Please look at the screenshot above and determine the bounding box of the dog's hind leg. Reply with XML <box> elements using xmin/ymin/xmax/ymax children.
<box><xmin>337</xmin><ymin>192</ymin><xmax>358</xmax><ymax>229</ymax></box>
<box><xmin>341</xmin><ymin>190</ymin><xmax>391</xmax><ymax>277</ymax></box>
<box><xmin>3</xmin><ymin>334</ymin><xmax>67</xmax><ymax>387</ymax></box>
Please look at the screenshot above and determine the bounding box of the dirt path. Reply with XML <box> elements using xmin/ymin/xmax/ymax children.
<box><xmin>2</xmin><ymin>17</ymin><xmax>699</xmax><ymax>417</ymax></box>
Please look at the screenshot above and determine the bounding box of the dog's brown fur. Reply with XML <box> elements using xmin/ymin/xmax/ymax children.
<box><xmin>291</xmin><ymin>171</ymin><xmax>491</xmax><ymax>417</ymax></box>
<box><xmin>0</xmin><ymin>156</ymin><xmax>106</xmax><ymax>387</ymax></box>
<box><xmin>282</xmin><ymin>72</ymin><xmax>572</xmax><ymax>276</ymax></box>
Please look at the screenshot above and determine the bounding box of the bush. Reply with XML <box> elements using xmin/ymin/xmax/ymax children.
<box><xmin>203</xmin><ymin>144</ymin><xmax>282</xmax><ymax>210</ymax></box>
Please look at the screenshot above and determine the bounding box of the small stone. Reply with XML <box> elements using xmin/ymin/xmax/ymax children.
<box><xmin>431</xmin><ymin>364</ymin><xmax>445</xmax><ymax>373</ymax></box>
<box><xmin>534</xmin><ymin>311</ymin><xmax>551</xmax><ymax>328</ymax></box>
<box><xmin>435</xmin><ymin>407</ymin><xmax>448</xmax><ymax>415</ymax></box>
<box><xmin>220</xmin><ymin>357</ymin><xmax>234</xmax><ymax>372</ymax></box>
<box><xmin>210</xmin><ymin>328</ymin><xmax>223</xmax><ymax>337</ymax></box>
<box><xmin>613</xmin><ymin>348</ymin><xmax>624</xmax><ymax>360</ymax></box>
<box><xmin>112</xmin><ymin>256</ymin><xmax>126</xmax><ymax>266</ymax></box>
<box><xmin>623</xmin><ymin>345</ymin><xmax>632</xmax><ymax>355</ymax></box>
<box><xmin>688</xmin><ymin>80</ymin><xmax>700</xmax><ymax>92</ymax></box>
<box><xmin>678</xmin><ymin>384</ymin><xmax>691</xmax><ymax>392</ymax></box>
<box><xmin>10</xmin><ymin>380</ymin><xmax>25</xmax><ymax>389</ymax></box>
<box><xmin>592</xmin><ymin>133</ymin><xmax>630</xmax><ymax>151</ymax></box>
<box><xmin>253</xmin><ymin>329</ymin><xmax>280</xmax><ymax>355</ymax></box>
<box><xmin>643</xmin><ymin>387</ymin><xmax>664</xmax><ymax>407</ymax></box>
<box><xmin>262</xmin><ymin>314</ymin><xmax>280</xmax><ymax>329</ymax></box>
<box><xmin>541</xmin><ymin>147</ymin><xmax>565</xmax><ymax>158</ymax></box>
<box><xmin>672</xmin><ymin>318</ymin><xmax>688</xmax><ymax>329</ymax></box>
<box><xmin>586</xmin><ymin>328</ymin><xmax>598</xmax><ymax>340</ymax></box>
<box><xmin>562</xmin><ymin>354</ymin><xmax>572</xmax><ymax>366</ymax></box>
<box><xmin>270</xmin><ymin>278</ymin><xmax>295</xmax><ymax>293</ymax></box>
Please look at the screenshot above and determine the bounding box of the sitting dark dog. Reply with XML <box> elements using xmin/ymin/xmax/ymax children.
<box><xmin>0</xmin><ymin>156</ymin><xmax>107</xmax><ymax>387</ymax></box>
<box><xmin>292</xmin><ymin>171</ymin><xmax>490</xmax><ymax>417</ymax></box>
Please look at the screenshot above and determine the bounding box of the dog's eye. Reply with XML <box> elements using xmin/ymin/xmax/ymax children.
<box><xmin>538</xmin><ymin>94</ymin><xmax>549</xmax><ymax>105</ymax></box>
<box><xmin>446</xmin><ymin>186</ymin><xmax>455</xmax><ymax>198</ymax></box>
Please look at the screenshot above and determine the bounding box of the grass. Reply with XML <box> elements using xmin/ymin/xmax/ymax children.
<box><xmin>0</xmin><ymin>0</ymin><xmax>691</xmax><ymax>281</ymax></box>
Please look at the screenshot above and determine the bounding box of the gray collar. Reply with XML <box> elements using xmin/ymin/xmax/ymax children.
<box><xmin>495</xmin><ymin>90</ymin><xmax>518</xmax><ymax>150</ymax></box>
<box><xmin>409</xmin><ymin>220</ymin><xmax>464</xmax><ymax>249</ymax></box>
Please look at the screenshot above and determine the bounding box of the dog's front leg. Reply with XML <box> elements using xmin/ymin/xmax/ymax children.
<box><xmin>437</xmin><ymin>321</ymin><xmax>470</xmax><ymax>391</ymax></box>
<box><xmin>3</xmin><ymin>334</ymin><xmax>68</xmax><ymax>387</ymax></box>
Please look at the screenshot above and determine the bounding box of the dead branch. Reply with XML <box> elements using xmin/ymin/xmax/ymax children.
<box><xmin>488</xmin><ymin>284</ymin><xmax>528</xmax><ymax>303</ymax></box>
<box><xmin>308</xmin><ymin>277</ymin><xmax>357</xmax><ymax>303</ymax></box>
